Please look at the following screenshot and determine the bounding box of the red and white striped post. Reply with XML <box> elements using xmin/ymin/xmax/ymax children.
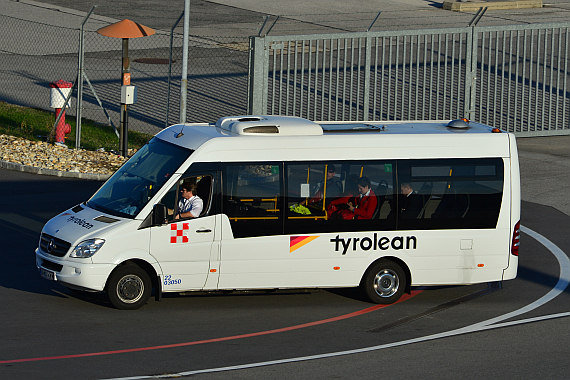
<box><xmin>49</xmin><ymin>80</ymin><xmax>72</xmax><ymax>145</ymax></box>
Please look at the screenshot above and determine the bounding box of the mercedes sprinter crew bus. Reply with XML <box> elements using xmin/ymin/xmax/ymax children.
<box><xmin>36</xmin><ymin>116</ymin><xmax>521</xmax><ymax>309</ymax></box>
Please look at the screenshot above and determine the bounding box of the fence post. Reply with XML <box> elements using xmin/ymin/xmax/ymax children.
<box><xmin>166</xmin><ymin>11</ymin><xmax>185</xmax><ymax>128</ymax></box>
<box><xmin>363</xmin><ymin>36</ymin><xmax>372</xmax><ymax>121</ymax></box>
<box><xmin>180</xmin><ymin>0</ymin><xmax>191</xmax><ymax>124</ymax></box>
<box><xmin>76</xmin><ymin>5</ymin><xmax>96</xmax><ymax>149</ymax></box>
<box><xmin>464</xmin><ymin>27</ymin><xmax>478</xmax><ymax>121</ymax></box>
<box><xmin>248</xmin><ymin>36</ymin><xmax>268</xmax><ymax>115</ymax></box>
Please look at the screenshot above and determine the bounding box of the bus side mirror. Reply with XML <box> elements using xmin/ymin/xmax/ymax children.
<box><xmin>152</xmin><ymin>204</ymin><xmax>167</xmax><ymax>226</ymax></box>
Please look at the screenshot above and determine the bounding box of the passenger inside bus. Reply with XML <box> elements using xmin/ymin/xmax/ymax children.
<box><xmin>398</xmin><ymin>181</ymin><xmax>424</xmax><ymax>219</ymax></box>
<box><xmin>348</xmin><ymin>176</ymin><xmax>377</xmax><ymax>219</ymax></box>
<box><xmin>328</xmin><ymin>176</ymin><xmax>377</xmax><ymax>220</ymax></box>
<box><xmin>303</xmin><ymin>164</ymin><xmax>342</xmax><ymax>207</ymax></box>
<box><xmin>327</xmin><ymin>174</ymin><xmax>359</xmax><ymax>219</ymax></box>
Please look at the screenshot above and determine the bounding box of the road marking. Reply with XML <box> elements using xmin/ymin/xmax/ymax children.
<box><xmin>0</xmin><ymin>291</ymin><xmax>421</xmax><ymax>365</ymax></box>
<box><xmin>101</xmin><ymin>225</ymin><xmax>570</xmax><ymax>380</ymax></box>
<box><xmin>369</xmin><ymin>281</ymin><xmax>502</xmax><ymax>333</ymax></box>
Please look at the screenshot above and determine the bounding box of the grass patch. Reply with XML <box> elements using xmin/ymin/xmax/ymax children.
<box><xmin>0</xmin><ymin>101</ymin><xmax>152</xmax><ymax>152</ymax></box>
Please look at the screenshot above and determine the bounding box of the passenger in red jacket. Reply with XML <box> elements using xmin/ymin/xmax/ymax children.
<box><xmin>347</xmin><ymin>176</ymin><xmax>377</xmax><ymax>219</ymax></box>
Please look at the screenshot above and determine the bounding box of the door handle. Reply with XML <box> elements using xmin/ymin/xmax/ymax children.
<box><xmin>196</xmin><ymin>229</ymin><xmax>212</xmax><ymax>233</ymax></box>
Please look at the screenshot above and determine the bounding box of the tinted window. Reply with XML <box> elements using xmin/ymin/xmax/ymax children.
<box><xmin>397</xmin><ymin>158</ymin><xmax>504</xmax><ymax>230</ymax></box>
<box><xmin>285</xmin><ymin>161</ymin><xmax>396</xmax><ymax>234</ymax></box>
<box><xmin>222</xmin><ymin>158</ymin><xmax>505</xmax><ymax>238</ymax></box>
<box><xmin>223</xmin><ymin>163</ymin><xmax>283</xmax><ymax>238</ymax></box>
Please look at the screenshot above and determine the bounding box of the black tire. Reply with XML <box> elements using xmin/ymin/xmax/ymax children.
<box><xmin>360</xmin><ymin>260</ymin><xmax>406</xmax><ymax>304</ymax></box>
<box><xmin>106</xmin><ymin>264</ymin><xmax>151</xmax><ymax>310</ymax></box>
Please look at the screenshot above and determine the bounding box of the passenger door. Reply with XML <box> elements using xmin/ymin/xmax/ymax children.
<box><xmin>217</xmin><ymin>163</ymin><xmax>289</xmax><ymax>289</ymax></box>
<box><xmin>150</xmin><ymin>173</ymin><xmax>216</xmax><ymax>291</ymax></box>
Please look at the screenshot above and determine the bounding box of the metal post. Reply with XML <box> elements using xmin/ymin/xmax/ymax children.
<box><xmin>465</xmin><ymin>27</ymin><xmax>478</xmax><ymax>121</ymax></box>
<box><xmin>166</xmin><ymin>11</ymin><xmax>185</xmax><ymax>128</ymax></box>
<box><xmin>247</xmin><ymin>36</ymin><xmax>268</xmax><ymax>115</ymax></box>
<box><xmin>367</xmin><ymin>11</ymin><xmax>382</xmax><ymax>32</ymax></box>
<box><xmin>120</xmin><ymin>38</ymin><xmax>130</xmax><ymax>157</ymax></box>
<box><xmin>180</xmin><ymin>0</ymin><xmax>190</xmax><ymax>124</ymax></box>
<box><xmin>363</xmin><ymin>36</ymin><xmax>372</xmax><ymax>121</ymax></box>
<box><xmin>257</xmin><ymin>15</ymin><xmax>270</xmax><ymax>37</ymax></box>
<box><xmin>76</xmin><ymin>5</ymin><xmax>96</xmax><ymax>149</ymax></box>
<box><xmin>468</xmin><ymin>7</ymin><xmax>487</xmax><ymax>27</ymax></box>
<box><xmin>265</xmin><ymin>16</ymin><xmax>280</xmax><ymax>36</ymax></box>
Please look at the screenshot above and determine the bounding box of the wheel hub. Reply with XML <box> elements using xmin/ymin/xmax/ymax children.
<box><xmin>373</xmin><ymin>269</ymin><xmax>399</xmax><ymax>297</ymax></box>
<box><xmin>117</xmin><ymin>275</ymin><xmax>144</xmax><ymax>303</ymax></box>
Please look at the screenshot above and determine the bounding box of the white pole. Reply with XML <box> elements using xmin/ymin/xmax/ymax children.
<box><xmin>180</xmin><ymin>0</ymin><xmax>190</xmax><ymax>123</ymax></box>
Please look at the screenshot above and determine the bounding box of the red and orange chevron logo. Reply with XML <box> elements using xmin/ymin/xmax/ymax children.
<box><xmin>289</xmin><ymin>235</ymin><xmax>319</xmax><ymax>253</ymax></box>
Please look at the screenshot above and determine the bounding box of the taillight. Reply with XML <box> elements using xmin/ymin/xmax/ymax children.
<box><xmin>511</xmin><ymin>221</ymin><xmax>520</xmax><ymax>256</ymax></box>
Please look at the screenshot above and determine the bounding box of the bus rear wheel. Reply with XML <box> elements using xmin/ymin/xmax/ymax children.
<box><xmin>361</xmin><ymin>260</ymin><xmax>406</xmax><ymax>304</ymax></box>
<box><xmin>106</xmin><ymin>264</ymin><xmax>151</xmax><ymax>310</ymax></box>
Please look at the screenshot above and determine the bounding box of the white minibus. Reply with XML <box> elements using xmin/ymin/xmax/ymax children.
<box><xmin>36</xmin><ymin>115</ymin><xmax>521</xmax><ymax>309</ymax></box>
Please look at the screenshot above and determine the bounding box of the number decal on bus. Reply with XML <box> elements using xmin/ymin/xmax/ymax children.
<box><xmin>163</xmin><ymin>275</ymin><xmax>182</xmax><ymax>286</ymax></box>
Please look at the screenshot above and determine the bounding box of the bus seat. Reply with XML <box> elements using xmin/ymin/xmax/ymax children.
<box><xmin>432</xmin><ymin>189</ymin><xmax>470</xmax><ymax>219</ymax></box>
<box><xmin>416</xmin><ymin>182</ymin><xmax>433</xmax><ymax>219</ymax></box>
<box><xmin>373</xmin><ymin>180</ymin><xmax>388</xmax><ymax>219</ymax></box>
<box><xmin>196</xmin><ymin>176</ymin><xmax>212</xmax><ymax>216</ymax></box>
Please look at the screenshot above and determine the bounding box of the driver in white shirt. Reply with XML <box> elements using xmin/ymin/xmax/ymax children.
<box><xmin>176</xmin><ymin>181</ymin><xmax>203</xmax><ymax>219</ymax></box>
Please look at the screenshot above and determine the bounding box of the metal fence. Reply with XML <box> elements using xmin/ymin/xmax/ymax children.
<box><xmin>0</xmin><ymin>13</ymin><xmax>249</xmax><ymax>148</ymax></box>
<box><xmin>79</xmin><ymin>28</ymin><xmax>249</xmax><ymax>135</ymax></box>
<box><xmin>2</xmin><ymin>10</ymin><xmax>570</xmax><ymax>145</ymax></box>
<box><xmin>249</xmin><ymin>22</ymin><xmax>570</xmax><ymax>136</ymax></box>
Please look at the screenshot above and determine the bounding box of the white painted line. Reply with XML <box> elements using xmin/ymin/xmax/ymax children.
<box><xmin>103</xmin><ymin>226</ymin><xmax>570</xmax><ymax>380</ymax></box>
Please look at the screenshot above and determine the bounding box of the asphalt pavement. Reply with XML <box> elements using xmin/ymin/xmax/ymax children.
<box><xmin>0</xmin><ymin>165</ymin><xmax>568</xmax><ymax>380</ymax></box>
<box><xmin>5</xmin><ymin>0</ymin><xmax>570</xmax><ymax>35</ymax></box>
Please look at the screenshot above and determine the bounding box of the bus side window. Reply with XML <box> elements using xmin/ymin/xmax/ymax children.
<box><xmin>223</xmin><ymin>163</ymin><xmax>283</xmax><ymax>238</ymax></box>
<box><xmin>284</xmin><ymin>161</ymin><xmax>397</xmax><ymax>234</ymax></box>
<box><xmin>401</xmin><ymin>158</ymin><xmax>504</xmax><ymax>230</ymax></box>
<box><xmin>287</xmin><ymin>163</ymin><xmax>343</xmax><ymax>220</ymax></box>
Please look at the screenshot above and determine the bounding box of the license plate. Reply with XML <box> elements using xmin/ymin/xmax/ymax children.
<box><xmin>40</xmin><ymin>268</ymin><xmax>55</xmax><ymax>281</ymax></box>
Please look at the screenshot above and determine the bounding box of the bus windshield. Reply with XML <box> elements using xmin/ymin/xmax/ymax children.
<box><xmin>87</xmin><ymin>138</ymin><xmax>192</xmax><ymax>218</ymax></box>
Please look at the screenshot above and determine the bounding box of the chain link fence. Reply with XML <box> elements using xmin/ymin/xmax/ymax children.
<box><xmin>0</xmin><ymin>12</ymin><xmax>249</xmax><ymax>149</ymax></box>
<box><xmin>3</xmin><ymin>5</ymin><xmax>570</xmax><ymax>150</ymax></box>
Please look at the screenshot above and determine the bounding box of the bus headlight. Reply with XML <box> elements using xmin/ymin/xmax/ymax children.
<box><xmin>70</xmin><ymin>239</ymin><xmax>105</xmax><ymax>258</ymax></box>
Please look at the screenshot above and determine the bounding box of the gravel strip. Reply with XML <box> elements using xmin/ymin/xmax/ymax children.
<box><xmin>0</xmin><ymin>134</ymin><xmax>129</xmax><ymax>180</ymax></box>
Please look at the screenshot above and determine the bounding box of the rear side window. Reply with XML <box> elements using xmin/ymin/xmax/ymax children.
<box><xmin>397</xmin><ymin>158</ymin><xmax>504</xmax><ymax>230</ymax></box>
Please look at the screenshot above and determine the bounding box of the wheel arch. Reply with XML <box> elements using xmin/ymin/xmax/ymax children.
<box><xmin>105</xmin><ymin>259</ymin><xmax>160</xmax><ymax>293</ymax></box>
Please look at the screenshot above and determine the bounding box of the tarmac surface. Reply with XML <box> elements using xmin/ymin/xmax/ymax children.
<box><xmin>517</xmin><ymin>135</ymin><xmax>570</xmax><ymax>216</ymax></box>
<box><xmin>5</xmin><ymin>0</ymin><xmax>570</xmax><ymax>34</ymax></box>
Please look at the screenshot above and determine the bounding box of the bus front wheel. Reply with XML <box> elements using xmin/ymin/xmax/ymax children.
<box><xmin>106</xmin><ymin>264</ymin><xmax>151</xmax><ymax>310</ymax></box>
<box><xmin>361</xmin><ymin>260</ymin><xmax>406</xmax><ymax>304</ymax></box>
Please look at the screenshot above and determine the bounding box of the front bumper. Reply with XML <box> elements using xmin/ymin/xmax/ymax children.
<box><xmin>35</xmin><ymin>248</ymin><xmax>115</xmax><ymax>292</ymax></box>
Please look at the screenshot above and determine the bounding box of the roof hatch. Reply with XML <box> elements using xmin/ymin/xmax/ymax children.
<box><xmin>446</xmin><ymin>118</ymin><xmax>470</xmax><ymax>129</ymax></box>
<box><xmin>215</xmin><ymin>115</ymin><xmax>323</xmax><ymax>136</ymax></box>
